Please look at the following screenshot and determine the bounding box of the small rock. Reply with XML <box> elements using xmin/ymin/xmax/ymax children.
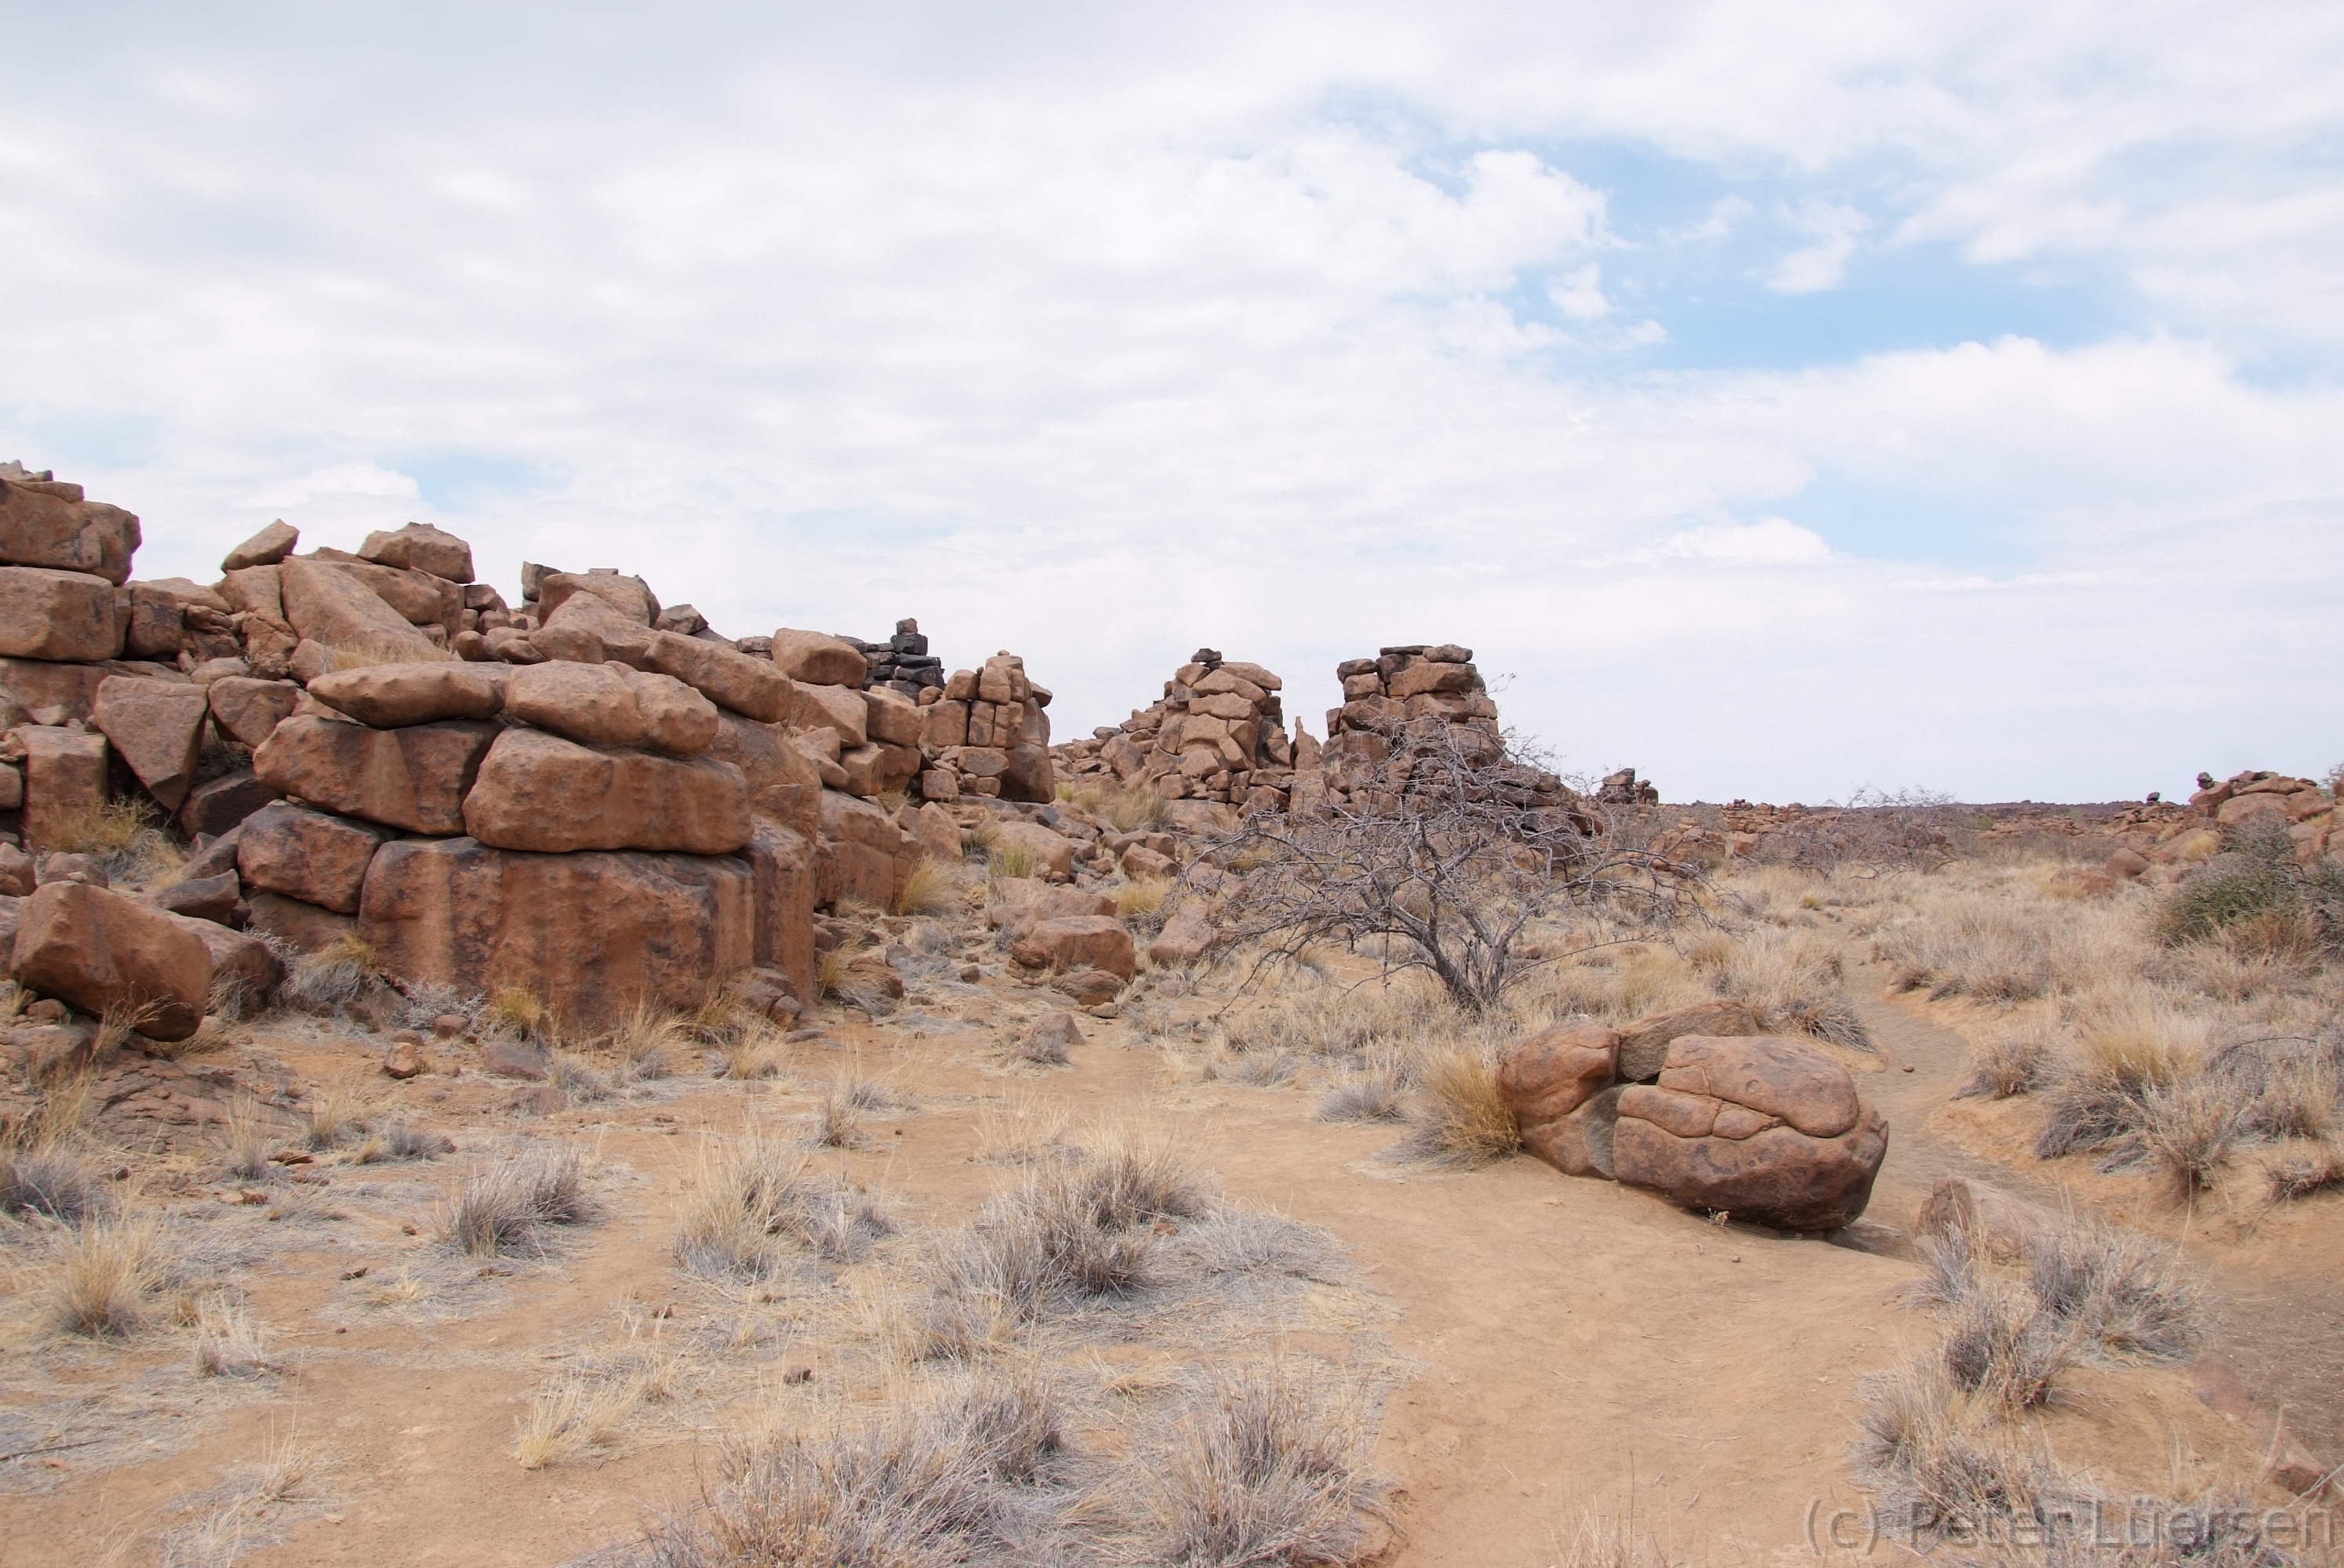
<box><xmin>24</xmin><ymin>996</ymin><xmax>67</xmax><ymax>1024</ymax></box>
<box><xmin>430</xmin><ymin>1013</ymin><xmax>467</xmax><ymax>1039</ymax></box>
<box><xmin>383</xmin><ymin>1041</ymin><xmax>424</xmax><ymax>1080</ymax></box>
<box><xmin>35</xmin><ymin>852</ymin><xmax>108</xmax><ymax>889</ymax></box>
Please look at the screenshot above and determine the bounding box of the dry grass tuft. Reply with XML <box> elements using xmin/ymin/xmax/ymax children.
<box><xmin>2266</xmin><ymin>1142</ymin><xmax>2344</xmax><ymax>1205</ymax></box>
<box><xmin>1543</xmin><ymin>1504</ymin><xmax>1675</xmax><ymax>1568</ymax></box>
<box><xmin>621</xmin><ymin>1370</ymin><xmax>1067</xmax><ymax>1566</ymax></box>
<box><xmin>1114</xmin><ymin>877</ymin><xmax>1173</xmax><ymax>924</ymax></box>
<box><xmin>0</xmin><ymin>1137</ymin><xmax>104</xmax><ymax>1222</ymax></box>
<box><xmin>300</xmin><ymin>1075</ymin><xmax>371</xmax><ymax>1151</ymax></box>
<box><xmin>1957</xmin><ymin>1027</ymin><xmax>2048</xmax><ymax>1100</ymax></box>
<box><xmin>607</xmin><ymin>999</ymin><xmax>689</xmax><ymax>1079</ymax></box>
<box><xmin>2127</xmin><ymin>1076</ymin><xmax>2246</xmax><ymax>1196</ymax></box>
<box><xmin>894</xmin><ymin>857</ymin><xmax>960</xmax><ymax>916</ymax></box>
<box><xmin>1396</xmin><ymin>1048</ymin><xmax>1519</xmax><ymax>1167</ymax></box>
<box><xmin>1096</xmin><ymin>785</ymin><xmax>1172</xmax><ymax>833</ymax></box>
<box><xmin>219</xmin><ymin>1098</ymin><xmax>279</xmax><ymax>1181</ymax></box>
<box><xmin>2023</xmin><ymin>1217</ymin><xmax>2205</xmax><ymax>1362</ymax></box>
<box><xmin>50</xmin><ymin>1211</ymin><xmax>169</xmax><ymax>1337</ymax></box>
<box><xmin>1937</xmin><ymin>1285</ymin><xmax>2072</xmax><ymax>1411</ymax></box>
<box><xmin>674</xmin><ymin>1125</ymin><xmax>895</xmax><ymax>1278</ymax></box>
<box><xmin>350</xmin><ymin>1120</ymin><xmax>451</xmax><ymax>1165</ymax></box>
<box><xmin>486</xmin><ymin>982</ymin><xmax>552</xmax><ymax>1041</ymax></box>
<box><xmin>1121</xmin><ymin>1359</ymin><xmax>1387</xmax><ymax>1567</ymax></box>
<box><xmin>284</xmin><ymin>935</ymin><xmax>380</xmax><ymax>1014</ymax></box>
<box><xmin>1852</xmin><ymin>1359</ymin><xmax>2054</xmax><ymax>1539</ymax></box>
<box><xmin>1315</xmin><ymin>1067</ymin><xmax>1408</xmax><ymax>1124</ymax></box>
<box><xmin>440</xmin><ymin>1149</ymin><xmax>598</xmax><ymax>1258</ymax></box>
<box><xmin>514</xmin><ymin>1334</ymin><xmax>682</xmax><ymax>1470</ymax></box>
<box><xmin>191</xmin><ymin>1295</ymin><xmax>272</xmax><ymax>1377</ymax></box>
<box><xmin>988</xmin><ymin>841</ymin><xmax>1039</xmax><ymax>881</ymax></box>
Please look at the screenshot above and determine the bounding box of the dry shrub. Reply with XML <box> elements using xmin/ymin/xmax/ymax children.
<box><xmin>1097</xmin><ymin>785</ymin><xmax>1171</xmax><ymax>833</ymax></box>
<box><xmin>607</xmin><ymin>1000</ymin><xmax>689</xmax><ymax>1079</ymax></box>
<box><xmin>1210</xmin><ymin>1049</ymin><xmax>1298</xmax><ymax>1088</ymax></box>
<box><xmin>623</xmin><ymin>1370</ymin><xmax>1067</xmax><ymax>1566</ymax></box>
<box><xmin>674</xmin><ymin>1126</ymin><xmax>894</xmax><ymax>1278</ymax></box>
<box><xmin>2071</xmin><ymin>992</ymin><xmax>2207</xmax><ymax>1092</ymax></box>
<box><xmin>514</xmin><ymin>1330</ymin><xmax>684</xmax><ymax>1470</ymax></box>
<box><xmin>486</xmin><ymin>982</ymin><xmax>551</xmax><ymax>1041</ymax></box>
<box><xmin>191</xmin><ymin>1295</ymin><xmax>272</xmax><ymax>1377</ymax></box>
<box><xmin>1397</xmin><ymin>1048</ymin><xmax>1519</xmax><ymax>1167</ymax></box>
<box><xmin>1114</xmin><ymin>876</ymin><xmax>1173</xmax><ymax>925</ymax></box>
<box><xmin>811</xmin><ymin>1078</ymin><xmax>904</xmax><ymax>1147</ymax></box>
<box><xmin>49</xmin><ymin>797</ymin><xmax>181</xmax><ymax>880</ymax></box>
<box><xmin>2266</xmin><ymin>1142</ymin><xmax>2344</xmax><ymax>1205</ymax></box>
<box><xmin>1314</xmin><ymin>1067</ymin><xmax>1407</xmax><ymax>1124</ymax></box>
<box><xmin>284</xmin><ymin>935</ymin><xmax>380</xmax><ymax>1014</ymax></box>
<box><xmin>894</xmin><ymin>858</ymin><xmax>959</xmax><ymax>916</ymax></box>
<box><xmin>914</xmin><ymin>1131</ymin><xmax>1218</xmax><ymax>1353</ymax></box>
<box><xmin>720</xmin><ymin>1022</ymin><xmax>790</xmax><ymax>1081</ymax></box>
<box><xmin>816</xmin><ymin>947</ymin><xmax>852</xmax><ymax>1001</ymax></box>
<box><xmin>2023</xmin><ymin>1217</ymin><xmax>2205</xmax><ymax>1362</ymax></box>
<box><xmin>0</xmin><ymin>1138</ymin><xmax>104</xmax><ymax>1222</ymax></box>
<box><xmin>1957</xmin><ymin>1026</ymin><xmax>2048</xmax><ymax>1100</ymax></box>
<box><xmin>1120</xmin><ymin>1359</ymin><xmax>1386</xmax><ymax>1568</ymax></box>
<box><xmin>1871</xmin><ymin>880</ymin><xmax>2135</xmax><ymax>1004</ymax></box>
<box><xmin>2127</xmin><ymin>1076</ymin><xmax>2247</xmax><ymax>1196</ymax></box>
<box><xmin>1938</xmin><ymin>1285</ymin><xmax>2072</xmax><ymax>1411</ymax></box>
<box><xmin>441</xmin><ymin>1149</ymin><xmax>598</xmax><ymax>1258</ymax></box>
<box><xmin>548</xmin><ymin>1052</ymin><xmax>613</xmax><ymax>1104</ymax></box>
<box><xmin>51</xmin><ymin>1211</ymin><xmax>170</xmax><ymax>1336</ymax></box>
<box><xmin>351</xmin><ymin>1120</ymin><xmax>452</xmax><ymax>1164</ymax></box>
<box><xmin>1701</xmin><ymin>927</ymin><xmax>1875</xmax><ymax>1051</ymax></box>
<box><xmin>1852</xmin><ymin>1359</ymin><xmax>2055</xmax><ymax>1541</ymax></box>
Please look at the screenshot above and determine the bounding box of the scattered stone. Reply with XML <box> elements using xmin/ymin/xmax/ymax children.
<box><xmin>36</xmin><ymin>852</ymin><xmax>109</xmax><ymax>888</ymax></box>
<box><xmin>383</xmin><ymin>1040</ymin><xmax>425</xmax><ymax>1079</ymax></box>
<box><xmin>206</xmin><ymin>677</ymin><xmax>304</xmax><ymax>748</ymax></box>
<box><xmin>358</xmin><ymin>522</ymin><xmax>474</xmax><ymax>583</ymax></box>
<box><xmin>150</xmin><ymin>871</ymin><xmax>241</xmax><ymax>925</ymax></box>
<box><xmin>0</xmin><ymin>474</ymin><xmax>141</xmax><ymax>583</ymax></box>
<box><xmin>769</xmin><ymin>628</ymin><xmax>867</xmax><ymax>687</ymax></box>
<box><xmin>1052</xmin><ymin>967</ymin><xmax>1123</xmax><ymax>1007</ymax></box>
<box><xmin>179</xmin><ymin>770</ymin><xmax>276</xmax><ymax>839</ymax></box>
<box><xmin>243</xmin><ymin>890</ymin><xmax>357</xmax><ymax>953</ymax></box>
<box><xmin>481</xmin><ymin>1037</ymin><xmax>551</xmax><ymax>1080</ymax></box>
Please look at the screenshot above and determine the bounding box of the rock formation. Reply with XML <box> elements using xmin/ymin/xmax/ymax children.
<box><xmin>1053</xmin><ymin>649</ymin><xmax>1295</xmax><ymax>827</ymax></box>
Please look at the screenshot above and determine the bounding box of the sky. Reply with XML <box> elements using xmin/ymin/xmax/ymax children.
<box><xmin>3</xmin><ymin>2</ymin><xmax>2340</xmax><ymax>803</ymax></box>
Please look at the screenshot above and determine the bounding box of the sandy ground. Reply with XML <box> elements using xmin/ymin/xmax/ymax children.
<box><xmin>0</xmin><ymin>920</ymin><xmax>2326</xmax><ymax>1567</ymax></box>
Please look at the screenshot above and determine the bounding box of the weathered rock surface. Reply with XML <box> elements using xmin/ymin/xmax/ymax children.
<box><xmin>529</xmin><ymin>589</ymin><xmax>657</xmax><ymax>667</ymax></box>
<box><xmin>236</xmin><ymin>801</ymin><xmax>402</xmax><ymax>913</ymax></box>
<box><xmin>12</xmin><ymin>883</ymin><xmax>212</xmax><ymax>1040</ymax></box>
<box><xmin>770</xmin><ymin>629</ymin><xmax>867</xmax><ymax>686</ymax></box>
<box><xmin>1615</xmin><ymin>998</ymin><xmax>1760</xmax><ymax>1083</ymax></box>
<box><xmin>150</xmin><ymin>871</ymin><xmax>241</xmax><ymax>925</ymax></box>
<box><xmin>0</xmin><ymin>656</ymin><xmax>180</xmax><ymax>724</ymax></box>
<box><xmin>1010</xmin><ymin>916</ymin><xmax>1136</xmax><ymax>979</ymax></box>
<box><xmin>0</xmin><ymin>568</ymin><xmax>125</xmax><ymax>662</ymax></box>
<box><xmin>1147</xmin><ymin>907</ymin><xmax>1216</xmax><ymax>966</ymax></box>
<box><xmin>790</xmin><ymin>681</ymin><xmax>869</xmax><ymax>749</ymax></box>
<box><xmin>502</xmin><ymin>660</ymin><xmax>715</xmax><ymax>756</ymax></box>
<box><xmin>221</xmin><ymin>520</ymin><xmax>298</xmax><ymax>572</ymax></box>
<box><xmin>1499</xmin><ymin>1021</ymin><xmax>1621</xmax><ymax>1175</ymax></box>
<box><xmin>0</xmin><ymin>476</ymin><xmax>140</xmax><ymax>584</ymax></box>
<box><xmin>163</xmin><ymin>913</ymin><xmax>284</xmax><ymax>1013</ymax></box>
<box><xmin>358</xmin><ymin>837</ymin><xmax>754</xmax><ymax>1028</ymax></box>
<box><xmin>307</xmin><ymin>662</ymin><xmax>504</xmax><ymax>728</ymax></box>
<box><xmin>207</xmin><ymin>677</ymin><xmax>303</xmax><ymax>748</ymax></box>
<box><xmin>461</xmin><ymin>728</ymin><xmax>751</xmax><ymax>854</ymax></box>
<box><xmin>814</xmin><ymin>789</ymin><xmax>917</xmax><ymax>909</ymax></box>
<box><xmin>704</xmin><ymin>713</ymin><xmax>821</xmax><ymax>840</ymax></box>
<box><xmin>740</xmin><ymin>820</ymin><xmax>817</xmax><ymax>1006</ymax></box>
<box><xmin>539</xmin><ymin>571</ymin><xmax>656</xmax><ymax>625</ymax></box>
<box><xmin>253</xmin><ymin>714</ymin><xmax>499</xmax><ymax>835</ymax></box>
<box><xmin>20</xmin><ymin>726</ymin><xmax>109</xmax><ymax>851</ymax></box>
<box><xmin>358</xmin><ymin>522</ymin><xmax>474</xmax><ymax>583</ymax></box>
<box><xmin>642</xmin><ymin>630</ymin><xmax>792</xmax><ymax>722</ymax></box>
<box><xmin>92</xmin><ymin>676</ymin><xmax>210</xmax><ymax>810</ymax></box>
<box><xmin>244</xmin><ymin>891</ymin><xmax>357</xmax><ymax>953</ymax></box>
<box><xmin>180</xmin><ymin>770</ymin><xmax>276</xmax><ymax>838</ymax></box>
<box><xmin>1612</xmin><ymin>1034</ymin><xmax>1886</xmax><ymax>1231</ymax></box>
<box><xmin>278</xmin><ymin>557</ymin><xmax>442</xmax><ymax>661</ymax></box>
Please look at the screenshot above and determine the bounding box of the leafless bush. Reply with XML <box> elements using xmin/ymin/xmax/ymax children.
<box><xmin>2266</xmin><ymin>1142</ymin><xmax>2344</xmax><ymax>1206</ymax></box>
<box><xmin>1206</xmin><ymin>724</ymin><xmax>1699</xmax><ymax>1013</ymax></box>
<box><xmin>351</xmin><ymin>1119</ymin><xmax>452</xmax><ymax>1164</ymax></box>
<box><xmin>1852</xmin><ymin>1359</ymin><xmax>2059</xmax><ymax>1543</ymax></box>
<box><xmin>1747</xmin><ymin>787</ymin><xmax>1964</xmax><ymax>877</ymax></box>
<box><xmin>1939</xmin><ymin>1286</ymin><xmax>2072</xmax><ymax>1411</ymax></box>
<box><xmin>0</xmin><ymin>1138</ymin><xmax>104</xmax><ymax>1222</ymax></box>
<box><xmin>441</xmin><ymin>1149</ymin><xmax>598</xmax><ymax>1258</ymax></box>
<box><xmin>1957</xmin><ymin>1027</ymin><xmax>2049</xmax><ymax>1100</ymax></box>
<box><xmin>1315</xmin><ymin>1068</ymin><xmax>1408</xmax><ymax>1123</ymax></box>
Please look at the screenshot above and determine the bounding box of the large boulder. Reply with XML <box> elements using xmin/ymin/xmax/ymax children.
<box><xmin>0</xmin><ymin>476</ymin><xmax>140</xmax><ymax>584</ymax></box>
<box><xmin>770</xmin><ymin>628</ymin><xmax>867</xmax><ymax>686</ymax></box>
<box><xmin>863</xmin><ymin>687</ymin><xmax>925</xmax><ymax>748</ymax></box>
<box><xmin>1615</xmin><ymin>998</ymin><xmax>1760</xmax><ymax>1083</ymax></box>
<box><xmin>12</xmin><ymin>883</ymin><xmax>212</xmax><ymax>1041</ymax></box>
<box><xmin>0</xmin><ymin>656</ymin><xmax>180</xmax><ymax>725</ymax></box>
<box><xmin>206</xmin><ymin>677</ymin><xmax>303</xmax><ymax>748</ymax></box>
<box><xmin>91</xmin><ymin>676</ymin><xmax>209</xmax><ymax>811</ymax></box>
<box><xmin>987</xmin><ymin>883</ymin><xmax>1114</xmax><ymax>938</ymax></box>
<box><xmin>529</xmin><ymin>589</ymin><xmax>657</xmax><ymax>667</ymax></box>
<box><xmin>358</xmin><ymin>522</ymin><xmax>474</xmax><ymax>583</ymax></box>
<box><xmin>740</xmin><ymin>820</ymin><xmax>818</xmax><ymax>1005</ymax></box>
<box><xmin>993</xmin><ymin>820</ymin><xmax>1076</xmax><ymax>880</ymax></box>
<box><xmin>306</xmin><ymin>661</ymin><xmax>504</xmax><ymax>728</ymax></box>
<box><xmin>705</xmin><ymin>712</ymin><xmax>821</xmax><ymax>839</ymax></box>
<box><xmin>1001</xmin><ymin>743</ymin><xmax>1056</xmax><ymax>804</ymax></box>
<box><xmin>236</xmin><ymin>801</ymin><xmax>401</xmax><ymax>914</ymax></box>
<box><xmin>162</xmin><ymin>913</ymin><xmax>285</xmax><ymax>1014</ymax></box>
<box><xmin>1499</xmin><ymin>1021</ymin><xmax>1621</xmax><ymax>1176</ymax></box>
<box><xmin>179</xmin><ymin>769</ymin><xmax>276</xmax><ymax>838</ymax></box>
<box><xmin>1011</xmin><ymin>916</ymin><xmax>1136</xmax><ymax>979</ymax></box>
<box><xmin>461</xmin><ymin>728</ymin><xmax>751</xmax><ymax>854</ymax></box>
<box><xmin>221</xmin><ymin>520</ymin><xmax>298</xmax><ymax>572</ymax></box>
<box><xmin>1612</xmin><ymin>1034</ymin><xmax>1888</xmax><ymax>1232</ymax></box>
<box><xmin>253</xmin><ymin>714</ymin><xmax>500</xmax><ymax>835</ymax></box>
<box><xmin>502</xmin><ymin>660</ymin><xmax>716</xmax><ymax>757</ymax></box>
<box><xmin>244</xmin><ymin>891</ymin><xmax>357</xmax><ymax>953</ymax></box>
<box><xmin>815</xmin><ymin>789</ymin><xmax>915</xmax><ymax>909</ymax></box>
<box><xmin>358</xmin><ymin>837</ymin><xmax>754</xmax><ymax>1028</ymax></box>
<box><xmin>0</xmin><ymin>568</ymin><xmax>125</xmax><ymax>662</ymax></box>
<box><xmin>643</xmin><ymin>629</ymin><xmax>793</xmax><ymax>722</ymax></box>
<box><xmin>125</xmin><ymin>578</ymin><xmax>232</xmax><ymax>659</ymax></box>
<box><xmin>539</xmin><ymin>571</ymin><xmax>656</xmax><ymax>625</ymax></box>
<box><xmin>278</xmin><ymin>557</ymin><xmax>442</xmax><ymax>662</ymax></box>
<box><xmin>20</xmin><ymin>727</ymin><xmax>109</xmax><ymax>851</ymax></box>
<box><xmin>790</xmin><ymin>681</ymin><xmax>868</xmax><ymax>748</ymax></box>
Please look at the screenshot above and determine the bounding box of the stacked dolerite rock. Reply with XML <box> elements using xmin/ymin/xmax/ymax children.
<box><xmin>907</xmin><ymin>652</ymin><xmax>1056</xmax><ymax>805</ymax></box>
<box><xmin>1596</xmin><ymin>767</ymin><xmax>1660</xmax><ymax>806</ymax></box>
<box><xmin>1298</xmin><ymin>644</ymin><xmax>1579</xmax><ymax>818</ymax></box>
<box><xmin>1498</xmin><ymin>1000</ymin><xmax>1888</xmax><ymax>1232</ymax></box>
<box><xmin>1052</xmin><ymin>650</ymin><xmax>1294</xmax><ymax>824</ymax></box>
<box><xmin>839</xmin><ymin>618</ymin><xmax>947</xmax><ymax>701</ymax></box>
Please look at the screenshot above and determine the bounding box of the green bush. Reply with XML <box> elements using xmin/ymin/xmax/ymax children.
<box><xmin>2155</xmin><ymin>820</ymin><xmax>2336</xmax><ymax>948</ymax></box>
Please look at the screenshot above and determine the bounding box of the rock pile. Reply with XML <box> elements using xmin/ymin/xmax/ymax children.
<box><xmin>1299</xmin><ymin>644</ymin><xmax>1578</xmax><ymax>818</ymax></box>
<box><xmin>1499</xmin><ymin>1001</ymin><xmax>1887</xmax><ymax>1232</ymax></box>
<box><xmin>2188</xmin><ymin>769</ymin><xmax>2335</xmax><ymax>862</ymax></box>
<box><xmin>1052</xmin><ymin>649</ymin><xmax>1296</xmax><ymax>824</ymax></box>
<box><xmin>838</xmin><ymin>618</ymin><xmax>947</xmax><ymax>701</ymax></box>
<box><xmin>912</xmin><ymin>652</ymin><xmax>1057</xmax><ymax>805</ymax></box>
<box><xmin>0</xmin><ymin>466</ymin><xmax>1050</xmax><ymax>1044</ymax></box>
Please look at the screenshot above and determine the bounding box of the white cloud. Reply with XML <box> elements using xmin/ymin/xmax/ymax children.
<box><xmin>0</xmin><ymin>3</ymin><xmax>2338</xmax><ymax>802</ymax></box>
<box><xmin>1768</xmin><ymin>199</ymin><xmax>1871</xmax><ymax>293</ymax></box>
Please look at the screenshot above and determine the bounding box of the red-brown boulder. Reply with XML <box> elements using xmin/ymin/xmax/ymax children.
<box><xmin>1499</xmin><ymin>1021</ymin><xmax>1619</xmax><ymax>1174</ymax></box>
<box><xmin>12</xmin><ymin>882</ymin><xmax>212</xmax><ymax>1040</ymax></box>
<box><xmin>460</xmin><ymin>728</ymin><xmax>750</xmax><ymax>854</ymax></box>
<box><xmin>0</xmin><ymin>476</ymin><xmax>140</xmax><ymax>584</ymax></box>
<box><xmin>0</xmin><ymin>568</ymin><xmax>124</xmax><ymax>662</ymax></box>
<box><xmin>91</xmin><ymin>676</ymin><xmax>209</xmax><ymax>811</ymax></box>
<box><xmin>253</xmin><ymin>714</ymin><xmax>498</xmax><ymax>835</ymax></box>
<box><xmin>1615</xmin><ymin>998</ymin><xmax>1760</xmax><ymax>1082</ymax></box>
<box><xmin>237</xmin><ymin>801</ymin><xmax>401</xmax><ymax>914</ymax></box>
<box><xmin>1011</xmin><ymin>916</ymin><xmax>1136</xmax><ymax>979</ymax></box>
<box><xmin>306</xmin><ymin>662</ymin><xmax>503</xmax><ymax>728</ymax></box>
